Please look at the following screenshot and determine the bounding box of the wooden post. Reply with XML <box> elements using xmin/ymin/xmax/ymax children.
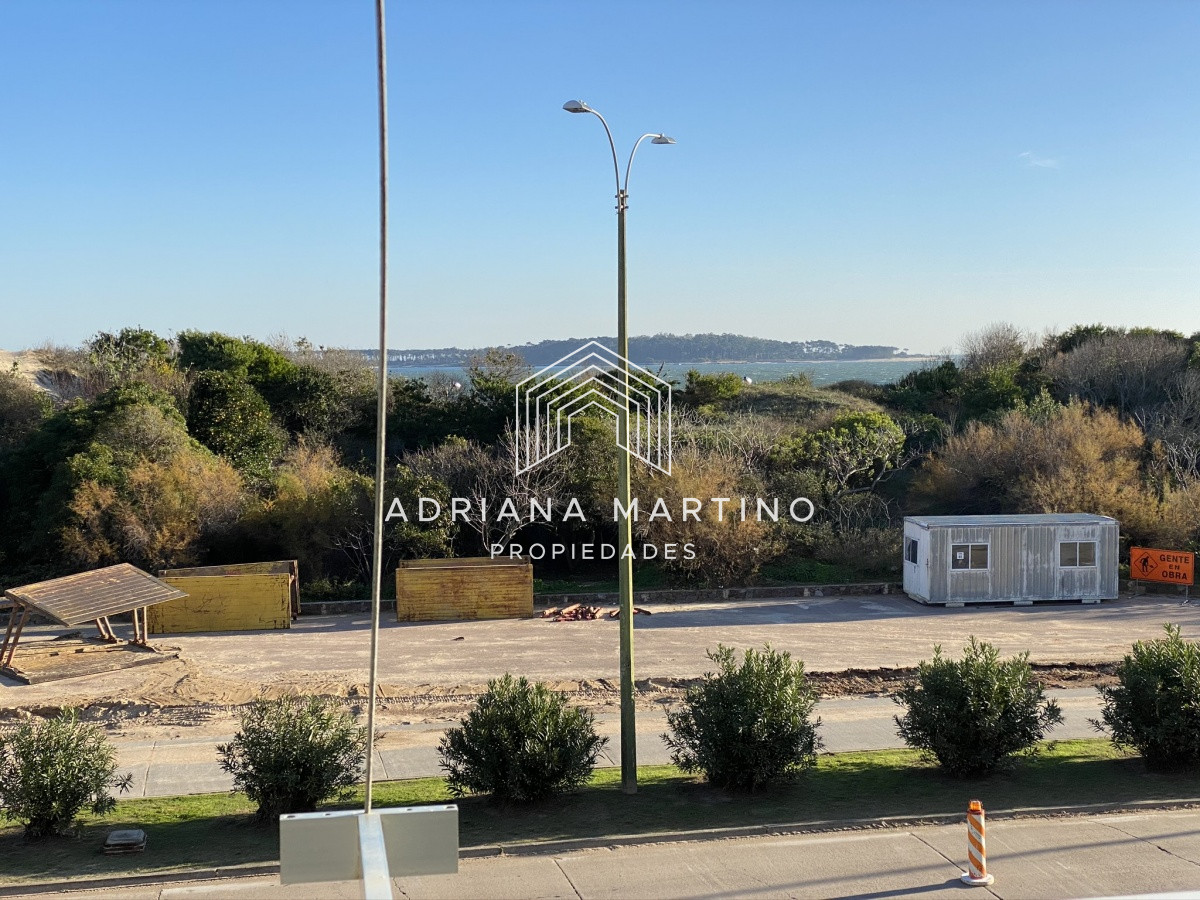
<box><xmin>1</xmin><ymin>603</ymin><xmax>21</xmax><ymax>666</ymax></box>
<box><xmin>1</xmin><ymin>605</ymin><xmax>30</xmax><ymax>669</ymax></box>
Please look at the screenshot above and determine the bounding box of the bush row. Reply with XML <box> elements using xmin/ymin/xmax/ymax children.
<box><xmin>4</xmin><ymin>624</ymin><xmax>1199</xmax><ymax>837</ymax></box>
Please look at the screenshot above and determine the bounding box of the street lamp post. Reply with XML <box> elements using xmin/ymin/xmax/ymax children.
<box><xmin>563</xmin><ymin>100</ymin><xmax>674</xmax><ymax>794</ymax></box>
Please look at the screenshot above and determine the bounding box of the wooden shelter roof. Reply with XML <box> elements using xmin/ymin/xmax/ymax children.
<box><xmin>4</xmin><ymin>563</ymin><xmax>187</xmax><ymax>626</ymax></box>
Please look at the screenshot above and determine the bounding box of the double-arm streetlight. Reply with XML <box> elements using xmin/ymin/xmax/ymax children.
<box><xmin>563</xmin><ymin>99</ymin><xmax>674</xmax><ymax>794</ymax></box>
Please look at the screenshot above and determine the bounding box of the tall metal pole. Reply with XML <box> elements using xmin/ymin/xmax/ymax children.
<box><xmin>564</xmin><ymin>102</ymin><xmax>673</xmax><ymax>795</ymax></box>
<box><xmin>364</xmin><ymin>0</ymin><xmax>389</xmax><ymax>815</ymax></box>
<box><xmin>614</xmin><ymin>187</ymin><xmax>637</xmax><ymax>794</ymax></box>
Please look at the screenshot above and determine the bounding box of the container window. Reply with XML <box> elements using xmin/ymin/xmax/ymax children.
<box><xmin>1060</xmin><ymin>541</ymin><xmax>1097</xmax><ymax>568</ymax></box>
<box><xmin>970</xmin><ymin>544</ymin><xmax>989</xmax><ymax>569</ymax></box>
<box><xmin>905</xmin><ymin>537</ymin><xmax>919</xmax><ymax>564</ymax></box>
<box><xmin>951</xmin><ymin>543</ymin><xmax>988</xmax><ymax>570</ymax></box>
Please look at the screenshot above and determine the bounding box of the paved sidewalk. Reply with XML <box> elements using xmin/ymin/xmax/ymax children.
<box><xmin>115</xmin><ymin>688</ymin><xmax>1105</xmax><ymax>799</ymax></box>
<box><xmin>15</xmin><ymin>809</ymin><xmax>1200</xmax><ymax>899</ymax></box>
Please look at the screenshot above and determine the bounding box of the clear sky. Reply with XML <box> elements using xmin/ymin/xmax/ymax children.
<box><xmin>2</xmin><ymin>0</ymin><xmax>1197</xmax><ymax>355</ymax></box>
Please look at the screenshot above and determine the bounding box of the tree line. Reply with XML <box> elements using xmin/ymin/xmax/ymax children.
<box><xmin>1</xmin><ymin>322</ymin><xmax>1197</xmax><ymax>597</ymax></box>
<box><xmin>389</xmin><ymin>332</ymin><xmax>906</xmax><ymax>366</ymax></box>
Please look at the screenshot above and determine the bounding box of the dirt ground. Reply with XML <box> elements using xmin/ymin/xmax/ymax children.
<box><xmin>1</xmin><ymin>592</ymin><xmax>1191</xmax><ymax>739</ymax></box>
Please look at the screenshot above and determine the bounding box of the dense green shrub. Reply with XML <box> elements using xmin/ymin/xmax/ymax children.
<box><xmin>439</xmin><ymin>674</ymin><xmax>606</xmax><ymax>803</ymax></box>
<box><xmin>266</xmin><ymin>364</ymin><xmax>342</xmax><ymax>436</ymax></box>
<box><xmin>770</xmin><ymin>410</ymin><xmax>906</xmax><ymax>500</ymax></box>
<box><xmin>218</xmin><ymin>695</ymin><xmax>367</xmax><ymax>821</ymax></box>
<box><xmin>1095</xmin><ymin>624</ymin><xmax>1200</xmax><ymax>770</ymax></box>
<box><xmin>177</xmin><ymin>330</ymin><xmax>259</xmax><ymax>375</ymax></box>
<box><xmin>186</xmin><ymin>371</ymin><xmax>284</xmax><ymax>477</ymax></box>
<box><xmin>86</xmin><ymin>327</ymin><xmax>172</xmax><ymax>384</ymax></box>
<box><xmin>682</xmin><ymin>370</ymin><xmax>744</xmax><ymax>405</ymax></box>
<box><xmin>0</xmin><ymin>710</ymin><xmax>131</xmax><ymax>839</ymax></box>
<box><xmin>894</xmin><ymin>637</ymin><xmax>1062</xmax><ymax>777</ymax></box>
<box><xmin>664</xmin><ymin>645</ymin><xmax>821</xmax><ymax>790</ymax></box>
<box><xmin>0</xmin><ymin>384</ymin><xmax>187</xmax><ymax>569</ymax></box>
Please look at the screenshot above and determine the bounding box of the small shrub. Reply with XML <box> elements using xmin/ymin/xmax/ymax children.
<box><xmin>664</xmin><ymin>645</ymin><xmax>822</xmax><ymax>791</ymax></box>
<box><xmin>1095</xmin><ymin>624</ymin><xmax>1200</xmax><ymax>771</ymax></box>
<box><xmin>218</xmin><ymin>695</ymin><xmax>367</xmax><ymax>821</ymax></box>
<box><xmin>0</xmin><ymin>710</ymin><xmax>131</xmax><ymax>839</ymax></box>
<box><xmin>894</xmin><ymin>637</ymin><xmax>1062</xmax><ymax>777</ymax></box>
<box><xmin>827</xmin><ymin>379</ymin><xmax>885</xmax><ymax>403</ymax></box>
<box><xmin>682</xmin><ymin>370</ymin><xmax>744</xmax><ymax>405</ymax></box>
<box><xmin>439</xmin><ymin>674</ymin><xmax>606</xmax><ymax>803</ymax></box>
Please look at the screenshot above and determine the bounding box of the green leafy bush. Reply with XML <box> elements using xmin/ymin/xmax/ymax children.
<box><xmin>894</xmin><ymin>637</ymin><xmax>1062</xmax><ymax>777</ymax></box>
<box><xmin>177</xmin><ymin>330</ymin><xmax>259</xmax><ymax>375</ymax></box>
<box><xmin>664</xmin><ymin>645</ymin><xmax>822</xmax><ymax>791</ymax></box>
<box><xmin>439</xmin><ymin>674</ymin><xmax>606</xmax><ymax>803</ymax></box>
<box><xmin>682</xmin><ymin>369</ymin><xmax>745</xmax><ymax>405</ymax></box>
<box><xmin>87</xmin><ymin>327</ymin><xmax>172</xmax><ymax>385</ymax></box>
<box><xmin>1095</xmin><ymin>624</ymin><xmax>1200</xmax><ymax>770</ymax></box>
<box><xmin>0</xmin><ymin>710</ymin><xmax>131</xmax><ymax>839</ymax></box>
<box><xmin>218</xmin><ymin>695</ymin><xmax>367</xmax><ymax>821</ymax></box>
<box><xmin>186</xmin><ymin>371</ymin><xmax>284</xmax><ymax>477</ymax></box>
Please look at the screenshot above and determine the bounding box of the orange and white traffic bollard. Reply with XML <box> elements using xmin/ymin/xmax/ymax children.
<box><xmin>960</xmin><ymin>799</ymin><xmax>995</xmax><ymax>886</ymax></box>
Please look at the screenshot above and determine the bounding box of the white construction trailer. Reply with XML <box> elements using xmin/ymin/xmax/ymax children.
<box><xmin>902</xmin><ymin>513</ymin><xmax>1120</xmax><ymax>606</ymax></box>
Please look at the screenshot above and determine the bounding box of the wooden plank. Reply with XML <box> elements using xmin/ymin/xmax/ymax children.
<box><xmin>398</xmin><ymin>557</ymin><xmax>527</xmax><ymax>571</ymax></box>
<box><xmin>4</xmin><ymin>564</ymin><xmax>186</xmax><ymax>626</ymax></box>
<box><xmin>161</xmin><ymin>560</ymin><xmax>295</xmax><ymax>578</ymax></box>
<box><xmin>396</xmin><ymin>560</ymin><xmax>532</xmax><ymax>622</ymax></box>
<box><xmin>1</xmin><ymin>637</ymin><xmax>178</xmax><ymax>685</ymax></box>
<box><xmin>149</xmin><ymin>574</ymin><xmax>292</xmax><ymax>634</ymax></box>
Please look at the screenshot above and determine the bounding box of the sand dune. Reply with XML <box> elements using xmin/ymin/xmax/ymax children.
<box><xmin>0</xmin><ymin>347</ymin><xmax>70</xmax><ymax>395</ymax></box>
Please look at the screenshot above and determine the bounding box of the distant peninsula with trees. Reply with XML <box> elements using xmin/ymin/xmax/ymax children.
<box><xmin>383</xmin><ymin>334</ymin><xmax>919</xmax><ymax>367</ymax></box>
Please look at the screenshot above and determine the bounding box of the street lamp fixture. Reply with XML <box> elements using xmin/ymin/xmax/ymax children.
<box><xmin>563</xmin><ymin>99</ymin><xmax>674</xmax><ymax>795</ymax></box>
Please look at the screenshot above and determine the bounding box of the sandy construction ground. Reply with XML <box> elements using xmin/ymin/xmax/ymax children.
<box><xmin>2</xmin><ymin>593</ymin><xmax>1192</xmax><ymax>740</ymax></box>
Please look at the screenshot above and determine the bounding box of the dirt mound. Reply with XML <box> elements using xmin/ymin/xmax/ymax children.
<box><xmin>0</xmin><ymin>658</ymin><xmax>1118</xmax><ymax>736</ymax></box>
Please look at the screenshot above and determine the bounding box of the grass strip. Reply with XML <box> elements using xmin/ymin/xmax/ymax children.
<box><xmin>3</xmin><ymin>739</ymin><xmax>1199</xmax><ymax>885</ymax></box>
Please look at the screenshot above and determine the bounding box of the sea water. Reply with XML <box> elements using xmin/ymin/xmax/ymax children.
<box><xmin>389</xmin><ymin>358</ymin><xmax>937</xmax><ymax>388</ymax></box>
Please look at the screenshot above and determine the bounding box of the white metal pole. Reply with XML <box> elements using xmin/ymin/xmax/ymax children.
<box><xmin>364</xmin><ymin>0</ymin><xmax>389</xmax><ymax>816</ymax></box>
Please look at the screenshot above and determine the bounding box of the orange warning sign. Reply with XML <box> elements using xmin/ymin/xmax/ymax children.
<box><xmin>1130</xmin><ymin>547</ymin><xmax>1195</xmax><ymax>586</ymax></box>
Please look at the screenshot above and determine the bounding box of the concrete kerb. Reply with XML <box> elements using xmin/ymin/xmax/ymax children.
<box><xmin>10</xmin><ymin>796</ymin><xmax>1200</xmax><ymax>896</ymax></box>
<box><xmin>0</xmin><ymin>863</ymin><xmax>280</xmax><ymax>897</ymax></box>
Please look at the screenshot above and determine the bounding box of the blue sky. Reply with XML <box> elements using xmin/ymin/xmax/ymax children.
<box><xmin>2</xmin><ymin>1</ymin><xmax>1197</xmax><ymax>355</ymax></box>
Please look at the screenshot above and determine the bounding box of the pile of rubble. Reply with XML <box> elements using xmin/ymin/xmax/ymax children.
<box><xmin>540</xmin><ymin>604</ymin><xmax>653</xmax><ymax>622</ymax></box>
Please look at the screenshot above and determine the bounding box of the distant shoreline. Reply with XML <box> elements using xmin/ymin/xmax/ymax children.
<box><xmin>389</xmin><ymin>356</ymin><xmax>941</xmax><ymax>368</ymax></box>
